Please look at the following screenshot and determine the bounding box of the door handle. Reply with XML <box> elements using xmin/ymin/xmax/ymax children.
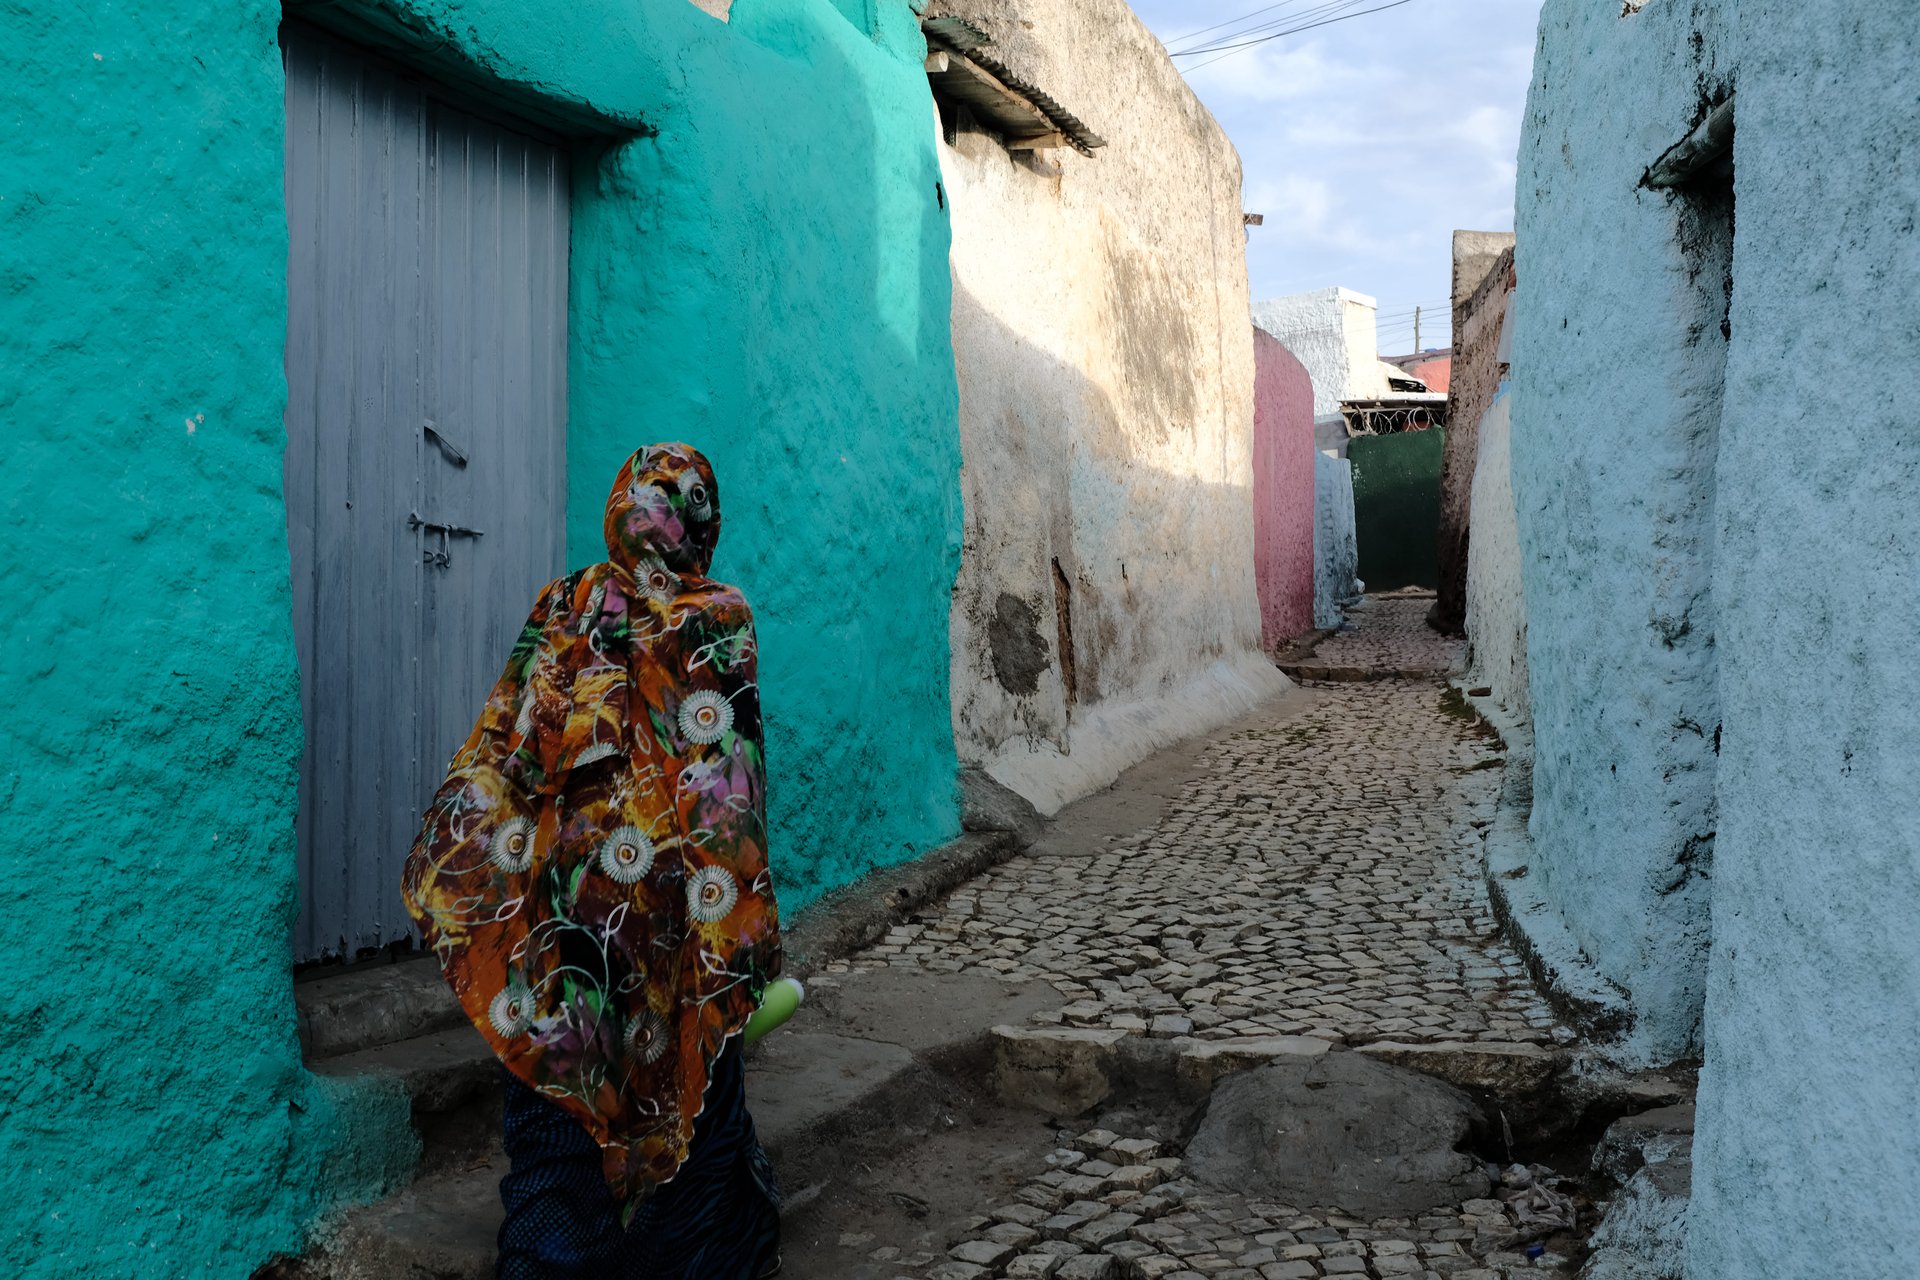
<box><xmin>410</xmin><ymin>512</ymin><xmax>481</xmax><ymax>570</ymax></box>
<box><xmin>423</xmin><ymin>420</ymin><xmax>469</xmax><ymax>467</ymax></box>
<box><xmin>408</xmin><ymin>512</ymin><xmax>485</xmax><ymax>538</ymax></box>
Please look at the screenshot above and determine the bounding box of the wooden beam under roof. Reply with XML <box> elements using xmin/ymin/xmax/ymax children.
<box><xmin>921</xmin><ymin>12</ymin><xmax>1105</xmax><ymax>154</ymax></box>
<box><xmin>926</xmin><ymin>49</ymin><xmax>1063</xmax><ymax>146</ymax></box>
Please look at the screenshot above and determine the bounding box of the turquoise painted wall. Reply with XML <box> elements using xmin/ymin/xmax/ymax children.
<box><xmin>0</xmin><ymin>0</ymin><xmax>960</xmax><ymax>1273</ymax></box>
<box><xmin>558</xmin><ymin>0</ymin><xmax>966</xmax><ymax>912</ymax></box>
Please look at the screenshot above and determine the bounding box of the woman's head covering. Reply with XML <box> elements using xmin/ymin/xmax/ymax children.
<box><xmin>603</xmin><ymin>442</ymin><xmax>722</xmax><ymax>578</ymax></box>
<box><xmin>404</xmin><ymin>442</ymin><xmax>781</xmax><ymax>1201</ymax></box>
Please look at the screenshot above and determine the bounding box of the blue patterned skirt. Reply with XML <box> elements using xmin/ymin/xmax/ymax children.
<box><xmin>496</xmin><ymin>1042</ymin><xmax>781</xmax><ymax>1279</ymax></box>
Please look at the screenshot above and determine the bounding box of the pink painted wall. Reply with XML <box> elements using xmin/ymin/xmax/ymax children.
<box><xmin>1404</xmin><ymin>354</ymin><xmax>1453</xmax><ymax>392</ymax></box>
<box><xmin>1252</xmin><ymin>327</ymin><xmax>1316</xmax><ymax>646</ymax></box>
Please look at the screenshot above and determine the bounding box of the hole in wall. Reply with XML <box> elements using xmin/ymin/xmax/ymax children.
<box><xmin>1052</xmin><ymin>558</ymin><xmax>1077</xmax><ymax>707</ymax></box>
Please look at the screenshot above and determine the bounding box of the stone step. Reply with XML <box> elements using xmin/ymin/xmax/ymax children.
<box><xmin>288</xmin><ymin>968</ymin><xmax>1063</xmax><ymax>1276</ymax></box>
<box><xmin>295</xmin><ymin>957</ymin><xmax>464</xmax><ymax>1059</ymax></box>
<box><xmin>305</xmin><ymin>1162</ymin><xmax>502</xmax><ymax>1280</ymax></box>
<box><xmin>295</xmin><ymin>1027</ymin><xmax>930</xmax><ymax>1278</ymax></box>
<box><xmin>310</xmin><ymin>1023</ymin><xmax>499</xmax><ymax>1115</ymax></box>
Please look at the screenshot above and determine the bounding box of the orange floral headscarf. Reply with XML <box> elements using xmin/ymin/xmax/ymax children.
<box><xmin>403</xmin><ymin>442</ymin><xmax>781</xmax><ymax>1200</ymax></box>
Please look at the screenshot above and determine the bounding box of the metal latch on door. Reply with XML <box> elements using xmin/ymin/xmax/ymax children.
<box><xmin>409</xmin><ymin>510</ymin><xmax>484</xmax><ymax>567</ymax></box>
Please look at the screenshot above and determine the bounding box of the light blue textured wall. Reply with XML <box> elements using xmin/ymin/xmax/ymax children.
<box><xmin>0</xmin><ymin>0</ymin><xmax>959</xmax><ymax>1273</ymax></box>
<box><xmin>1312</xmin><ymin>453</ymin><xmax>1357</xmax><ymax>628</ymax></box>
<box><xmin>0</xmin><ymin>4</ymin><xmax>419</xmax><ymax>1273</ymax></box>
<box><xmin>1522</xmin><ymin>2</ymin><xmax>1920</xmax><ymax>1275</ymax></box>
<box><xmin>1512</xmin><ymin>0</ymin><xmax>1730</xmax><ymax>1066</ymax></box>
<box><xmin>1691</xmin><ymin>4</ymin><xmax>1920</xmax><ymax>1275</ymax></box>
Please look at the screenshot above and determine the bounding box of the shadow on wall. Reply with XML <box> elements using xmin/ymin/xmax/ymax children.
<box><xmin>946</xmin><ymin>280</ymin><xmax>1285</xmax><ymax>816</ymax></box>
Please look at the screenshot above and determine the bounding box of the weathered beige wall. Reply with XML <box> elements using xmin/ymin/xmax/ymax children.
<box><xmin>1432</xmin><ymin>232</ymin><xmax>1515</xmax><ymax>633</ymax></box>
<box><xmin>1465</xmin><ymin>387</ymin><xmax>1527</xmax><ymax>715</ymax></box>
<box><xmin>939</xmin><ymin>0</ymin><xmax>1286</xmax><ymax>813</ymax></box>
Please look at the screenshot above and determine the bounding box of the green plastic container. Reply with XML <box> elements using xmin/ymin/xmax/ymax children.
<box><xmin>743</xmin><ymin>977</ymin><xmax>805</xmax><ymax>1044</ymax></box>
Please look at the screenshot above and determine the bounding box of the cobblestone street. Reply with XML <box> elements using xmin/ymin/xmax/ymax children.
<box><xmin>793</xmin><ymin>596</ymin><xmax>1579</xmax><ymax>1280</ymax></box>
<box><xmin>871</xmin><ymin>1125</ymin><xmax>1577</xmax><ymax>1280</ymax></box>
<box><xmin>832</xmin><ymin>599</ymin><xmax>1561</xmax><ymax>1052</ymax></box>
<box><xmin>1282</xmin><ymin>596</ymin><xmax>1463</xmax><ymax>679</ymax></box>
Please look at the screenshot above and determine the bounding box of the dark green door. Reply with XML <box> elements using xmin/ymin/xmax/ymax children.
<box><xmin>1348</xmin><ymin>428</ymin><xmax>1444</xmax><ymax>592</ymax></box>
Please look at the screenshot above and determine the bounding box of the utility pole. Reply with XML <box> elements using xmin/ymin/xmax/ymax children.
<box><xmin>1413</xmin><ymin>306</ymin><xmax>1421</xmax><ymax>352</ymax></box>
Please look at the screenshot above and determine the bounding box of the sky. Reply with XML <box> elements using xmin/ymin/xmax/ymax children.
<box><xmin>1127</xmin><ymin>0</ymin><xmax>1544</xmax><ymax>353</ymax></box>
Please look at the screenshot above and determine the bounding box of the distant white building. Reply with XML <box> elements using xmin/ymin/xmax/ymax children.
<box><xmin>1251</xmin><ymin>286</ymin><xmax>1396</xmax><ymax>453</ymax></box>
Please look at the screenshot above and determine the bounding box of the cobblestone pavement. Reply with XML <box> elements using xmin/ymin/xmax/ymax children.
<box><xmin>1289</xmin><ymin>595</ymin><xmax>1463</xmax><ymax>678</ymax></box>
<box><xmin>870</xmin><ymin>1127</ymin><xmax>1574</xmax><ymax>1280</ymax></box>
<box><xmin>831</xmin><ymin>669</ymin><xmax>1561</xmax><ymax>1050</ymax></box>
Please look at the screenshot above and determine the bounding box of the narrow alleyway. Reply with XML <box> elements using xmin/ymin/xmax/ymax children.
<box><xmin>775</xmin><ymin>596</ymin><xmax>1581</xmax><ymax>1280</ymax></box>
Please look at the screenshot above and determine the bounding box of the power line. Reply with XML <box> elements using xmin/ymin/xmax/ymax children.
<box><xmin>1177</xmin><ymin>0</ymin><xmax>1421</xmax><ymax>72</ymax></box>
<box><xmin>1164</xmin><ymin>0</ymin><xmax>1326</xmax><ymax>52</ymax></box>
<box><xmin>1174</xmin><ymin>0</ymin><xmax>1369</xmax><ymax>54</ymax></box>
<box><xmin>1377</xmin><ymin>325</ymin><xmax>1452</xmax><ymax>343</ymax></box>
<box><xmin>1180</xmin><ymin>0</ymin><xmax>1417</xmax><ymax>67</ymax></box>
<box><xmin>1168</xmin><ymin>0</ymin><xmax>1357</xmax><ymax>54</ymax></box>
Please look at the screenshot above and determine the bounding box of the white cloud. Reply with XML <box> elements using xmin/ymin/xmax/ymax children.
<box><xmin>1131</xmin><ymin>0</ymin><xmax>1544</xmax><ymax>347</ymax></box>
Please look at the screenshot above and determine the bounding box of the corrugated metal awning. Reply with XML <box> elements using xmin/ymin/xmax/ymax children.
<box><xmin>922</xmin><ymin>15</ymin><xmax>1106</xmax><ymax>155</ymax></box>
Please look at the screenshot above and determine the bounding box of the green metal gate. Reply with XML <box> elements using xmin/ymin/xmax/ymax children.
<box><xmin>1347</xmin><ymin>428</ymin><xmax>1445</xmax><ymax>592</ymax></box>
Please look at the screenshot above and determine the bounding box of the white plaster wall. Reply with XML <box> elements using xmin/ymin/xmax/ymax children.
<box><xmin>1462</xmin><ymin>387</ymin><xmax>1526</xmax><ymax>716</ymax></box>
<box><xmin>1523</xmin><ymin>3</ymin><xmax>1920</xmax><ymax>1276</ymax></box>
<box><xmin>1312</xmin><ymin>454</ymin><xmax>1357</xmax><ymax>629</ymax></box>
<box><xmin>940</xmin><ymin>0</ymin><xmax>1286</xmax><ymax>815</ymax></box>
<box><xmin>1251</xmin><ymin>287</ymin><xmax>1389</xmax><ymax>418</ymax></box>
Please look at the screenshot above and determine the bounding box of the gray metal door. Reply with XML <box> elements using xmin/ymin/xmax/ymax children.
<box><xmin>283</xmin><ymin>25</ymin><xmax>569</xmax><ymax>963</ymax></box>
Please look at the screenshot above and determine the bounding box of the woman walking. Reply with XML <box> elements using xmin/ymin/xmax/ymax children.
<box><xmin>403</xmin><ymin>443</ymin><xmax>783</xmax><ymax>1279</ymax></box>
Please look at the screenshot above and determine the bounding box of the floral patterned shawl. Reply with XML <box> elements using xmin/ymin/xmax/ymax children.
<box><xmin>403</xmin><ymin>442</ymin><xmax>781</xmax><ymax>1201</ymax></box>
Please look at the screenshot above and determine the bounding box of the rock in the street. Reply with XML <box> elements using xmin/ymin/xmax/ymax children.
<box><xmin>960</xmin><ymin>765</ymin><xmax>1047</xmax><ymax>847</ymax></box>
<box><xmin>1176</xmin><ymin>1035</ymin><xmax>1331</xmax><ymax>1090</ymax></box>
<box><xmin>1357</xmin><ymin>1039</ymin><xmax>1564</xmax><ymax>1095</ymax></box>
<box><xmin>1185</xmin><ymin>1051</ymin><xmax>1492</xmax><ymax>1217</ymax></box>
<box><xmin>949</xmin><ymin>1237</ymin><xmax>1016</xmax><ymax>1269</ymax></box>
<box><xmin>991</xmin><ymin>1025</ymin><xmax>1127</xmax><ymax>1114</ymax></box>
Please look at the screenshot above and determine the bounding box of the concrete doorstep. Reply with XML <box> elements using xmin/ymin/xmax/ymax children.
<box><xmin>275</xmin><ymin>791</ymin><xmax>1050</xmax><ymax>1279</ymax></box>
<box><xmin>277</xmin><ymin>963</ymin><xmax>1063</xmax><ymax>1279</ymax></box>
<box><xmin>283</xmin><ymin>959</ymin><xmax>1386</xmax><ymax>1279</ymax></box>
